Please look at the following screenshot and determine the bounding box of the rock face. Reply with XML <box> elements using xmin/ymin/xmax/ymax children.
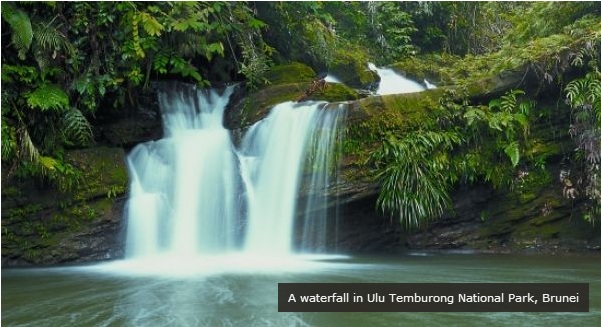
<box><xmin>333</xmin><ymin>179</ymin><xmax>601</xmax><ymax>254</ymax></box>
<box><xmin>1</xmin><ymin>147</ymin><xmax>128</xmax><ymax>266</ymax></box>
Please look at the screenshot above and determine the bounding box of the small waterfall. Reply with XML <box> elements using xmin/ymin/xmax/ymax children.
<box><xmin>368</xmin><ymin>62</ymin><xmax>426</xmax><ymax>95</ymax></box>
<box><xmin>424</xmin><ymin>79</ymin><xmax>437</xmax><ymax>90</ymax></box>
<box><xmin>324</xmin><ymin>74</ymin><xmax>342</xmax><ymax>84</ymax></box>
<box><xmin>124</xmin><ymin>84</ymin><xmax>346</xmax><ymax>261</ymax></box>
<box><xmin>125</xmin><ymin>85</ymin><xmax>239</xmax><ymax>259</ymax></box>
<box><xmin>300</xmin><ymin>105</ymin><xmax>345</xmax><ymax>252</ymax></box>
<box><xmin>239</xmin><ymin>101</ymin><xmax>345</xmax><ymax>255</ymax></box>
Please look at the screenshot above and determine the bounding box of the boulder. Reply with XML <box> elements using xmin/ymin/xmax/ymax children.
<box><xmin>329</xmin><ymin>52</ymin><xmax>380</xmax><ymax>90</ymax></box>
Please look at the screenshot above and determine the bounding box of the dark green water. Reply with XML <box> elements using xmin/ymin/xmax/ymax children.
<box><xmin>3</xmin><ymin>253</ymin><xmax>600</xmax><ymax>326</ymax></box>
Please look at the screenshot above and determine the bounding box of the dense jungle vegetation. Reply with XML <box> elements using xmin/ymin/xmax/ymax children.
<box><xmin>2</xmin><ymin>2</ymin><xmax>600</xmax><ymax>229</ymax></box>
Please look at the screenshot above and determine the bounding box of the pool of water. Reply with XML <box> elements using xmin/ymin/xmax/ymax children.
<box><xmin>3</xmin><ymin>253</ymin><xmax>600</xmax><ymax>326</ymax></box>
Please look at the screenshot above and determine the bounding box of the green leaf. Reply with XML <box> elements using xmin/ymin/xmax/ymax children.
<box><xmin>139</xmin><ymin>12</ymin><xmax>163</xmax><ymax>36</ymax></box>
<box><xmin>25</xmin><ymin>84</ymin><xmax>69</xmax><ymax>111</ymax></box>
<box><xmin>39</xmin><ymin>156</ymin><xmax>58</xmax><ymax>171</ymax></box>
<box><xmin>504</xmin><ymin>141</ymin><xmax>520</xmax><ymax>167</ymax></box>
<box><xmin>248</xmin><ymin>18</ymin><xmax>266</xmax><ymax>29</ymax></box>
<box><xmin>172</xmin><ymin>19</ymin><xmax>190</xmax><ymax>32</ymax></box>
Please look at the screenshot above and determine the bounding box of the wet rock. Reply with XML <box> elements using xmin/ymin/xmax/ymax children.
<box><xmin>1</xmin><ymin>147</ymin><xmax>128</xmax><ymax>267</ymax></box>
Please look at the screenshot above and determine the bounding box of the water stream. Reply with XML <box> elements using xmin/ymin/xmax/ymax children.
<box><xmin>125</xmin><ymin>84</ymin><xmax>345</xmax><ymax>263</ymax></box>
<box><xmin>368</xmin><ymin>62</ymin><xmax>428</xmax><ymax>95</ymax></box>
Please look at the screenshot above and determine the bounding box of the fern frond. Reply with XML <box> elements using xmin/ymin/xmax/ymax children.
<box><xmin>33</xmin><ymin>22</ymin><xmax>66</xmax><ymax>52</ymax></box>
<box><xmin>503</xmin><ymin>141</ymin><xmax>521</xmax><ymax>167</ymax></box>
<box><xmin>17</xmin><ymin>126</ymin><xmax>41</xmax><ymax>163</ymax></box>
<box><xmin>62</xmin><ymin>108</ymin><xmax>93</xmax><ymax>146</ymax></box>
<box><xmin>1</xmin><ymin>117</ymin><xmax>17</xmax><ymax>161</ymax></box>
<box><xmin>1</xmin><ymin>2</ymin><xmax>33</xmax><ymax>60</ymax></box>
<box><xmin>33</xmin><ymin>47</ymin><xmax>50</xmax><ymax>71</ymax></box>
<box><xmin>25</xmin><ymin>84</ymin><xmax>69</xmax><ymax>111</ymax></box>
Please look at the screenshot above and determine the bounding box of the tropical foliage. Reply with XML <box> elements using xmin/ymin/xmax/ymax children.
<box><xmin>1</xmin><ymin>1</ymin><xmax>269</xmax><ymax>189</ymax></box>
<box><xmin>368</xmin><ymin>89</ymin><xmax>534</xmax><ymax>228</ymax></box>
<box><xmin>1</xmin><ymin>1</ymin><xmax>599</xmax><ymax>227</ymax></box>
<box><xmin>563</xmin><ymin>38</ymin><xmax>601</xmax><ymax>224</ymax></box>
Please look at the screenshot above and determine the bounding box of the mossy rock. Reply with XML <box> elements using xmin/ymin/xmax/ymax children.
<box><xmin>346</xmin><ymin>89</ymin><xmax>445</xmax><ymax>142</ymax></box>
<box><xmin>67</xmin><ymin>147</ymin><xmax>128</xmax><ymax>201</ymax></box>
<box><xmin>390</xmin><ymin>54</ymin><xmax>459</xmax><ymax>86</ymax></box>
<box><xmin>1</xmin><ymin>146</ymin><xmax>129</xmax><ymax>266</ymax></box>
<box><xmin>266</xmin><ymin>62</ymin><xmax>316</xmax><ymax>85</ymax></box>
<box><xmin>231</xmin><ymin>81</ymin><xmax>359</xmax><ymax>129</ymax></box>
<box><xmin>329</xmin><ymin>52</ymin><xmax>379</xmax><ymax>89</ymax></box>
<box><xmin>308</xmin><ymin>83</ymin><xmax>359</xmax><ymax>103</ymax></box>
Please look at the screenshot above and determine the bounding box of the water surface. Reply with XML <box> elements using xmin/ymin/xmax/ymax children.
<box><xmin>3</xmin><ymin>253</ymin><xmax>600</xmax><ymax>326</ymax></box>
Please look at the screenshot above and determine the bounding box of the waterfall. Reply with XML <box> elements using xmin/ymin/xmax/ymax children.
<box><xmin>239</xmin><ymin>102</ymin><xmax>345</xmax><ymax>255</ymax></box>
<box><xmin>300</xmin><ymin>105</ymin><xmax>345</xmax><ymax>253</ymax></box>
<box><xmin>125</xmin><ymin>85</ymin><xmax>239</xmax><ymax>258</ymax></box>
<box><xmin>368</xmin><ymin>62</ymin><xmax>426</xmax><ymax>95</ymax></box>
<box><xmin>124</xmin><ymin>84</ymin><xmax>345</xmax><ymax>260</ymax></box>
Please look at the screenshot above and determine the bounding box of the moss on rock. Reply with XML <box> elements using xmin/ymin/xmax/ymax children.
<box><xmin>390</xmin><ymin>54</ymin><xmax>459</xmax><ymax>85</ymax></box>
<box><xmin>344</xmin><ymin>89</ymin><xmax>445</xmax><ymax>162</ymax></box>
<box><xmin>329</xmin><ymin>51</ymin><xmax>379</xmax><ymax>89</ymax></box>
<box><xmin>266</xmin><ymin>62</ymin><xmax>316</xmax><ymax>85</ymax></box>
<box><xmin>2</xmin><ymin>146</ymin><xmax>128</xmax><ymax>266</ymax></box>
<box><xmin>67</xmin><ymin>147</ymin><xmax>128</xmax><ymax>200</ymax></box>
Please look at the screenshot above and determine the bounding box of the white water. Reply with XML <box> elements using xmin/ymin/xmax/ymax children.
<box><xmin>125</xmin><ymin>84</ymin><xmax>345</xmax><ymax>263</ymax></box>
<box><xmin>424</xmin><ymin>79</ymin><xmax>437</xmax><ymax>89</ymax></box>
<box><xmin>300</xmin><ymin>105</ymin><xmax>344</xmax><ymax>252</ymax></box>
<box><xmin>368</xmin><ymin>62</ymin><xmax>426</xmax><ymax>95</ymax></box>
<box><xmin>324</xmin><ymin>74</ymin><xmax>342</xmax><ymax>83</ymax></box>
<box><xmin>126</xmin><ymin>86</ymin><xmax>239</xmax><ymax>258</ymax></box>
<box><xmin>240</xmin><ymin>101</ymin><xmax>345</xmax><ymax>254</ymax></box>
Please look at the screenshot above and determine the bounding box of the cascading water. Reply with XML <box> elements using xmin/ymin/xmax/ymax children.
<box><xmin>300</xmin><ymin>106</ymin><xmax>345</xmax><ymax>253</ymax></box>
<box><xmin>239</xmin><ymin>102</ymin><xmax>345</xmax><ymax>254</ymax></box>
<box><xmin>124</xmin><ymin>83</ymin><xmax>345</xmax><ymax>262</ymax></box>
<box><xmin>125</xmin><ymin>85</ymin><xmax>239</xmax><ymax>258</ymax></box>
<box><xmin>368</xmin><ymin>62</ymin><xmax>427</xmax><ymax>95</ymax></box>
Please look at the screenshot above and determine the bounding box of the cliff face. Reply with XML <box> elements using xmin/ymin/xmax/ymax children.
<box><xmin>1</xmin><ymin>147</ymin><xmax>129</xmax><ymax>266</ymax></box>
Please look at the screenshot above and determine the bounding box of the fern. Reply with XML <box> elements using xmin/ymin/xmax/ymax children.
<box><xmin>1</xmin><ymin>117</ymin><xmax>17</xmax><ymax>161</ymax></box>
<box><xmin>369</xmin><ymin>131</ymin><xmax>463</xmax><ymax>228</ymax></box>
<box><xmin>25</xmin><ymin>84</ymin><xmax>69</xmax><ymax>111</ymax></box>
<box><xmin>503</xmin><ymin>141</ymin><xmax>520</xmax><ymax>167</ymax></box>
<box><xmin>17</xmin><ymin>126</ymin><xmax>41</xmax><ymax>163</ymax></box>
<box><xmin>34</xmin><ymin>22</ymin><xmax>66</xmax><ymax>52</ymax></box>
<box><xmin>62</xmin><ymin>108</ymin><xmax>93</xmax><ymax>146</ymax></box>
<box><xmin>39</xmin><ymin>155</ymin><xmax>58</xmax><ymax>172</ymax></box>
<box><xmin>1</xmin><ymin>3</ymin><xmax>33</xmax><ymax>60</ymax></box>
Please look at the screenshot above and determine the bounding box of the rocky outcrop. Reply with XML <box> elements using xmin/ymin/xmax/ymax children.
<box><xmin>226</xmin><ymin>62</ymin><xmax>361</xmax><ymax>129</ymax></box>
<box><xmin>99</xmin><ymin>115</ymin><xmax>161</xmax><ymax>149</ymax></box>
<box><xmin>334</xmin><ymin>178</ymin><xmax>601</xmax><ymax>254</ymax></box>
<box><xmin>1</xmin><ymin>147</ymin><xmax>128</xmax><ymax>266</ymax></box>
<box><xmin>329</xmin><ymin>55</ymin><xmax>380</xmax><ymax>90</ymax></box>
